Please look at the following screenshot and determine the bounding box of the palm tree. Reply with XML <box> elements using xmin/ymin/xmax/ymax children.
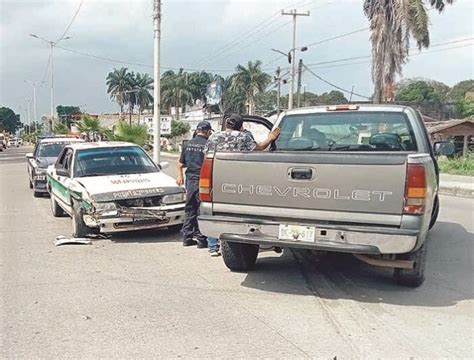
<box><xmin>230</xmin><ymin>60</ymin><xmax>271</xmax><ymax>115</ymax></box>
<box><xmin>113</xmin><ymin>121</ymin><xmax>148</xmax><ymax>146</ymax></box>
<box><xmin>106</xmin><ymin>67</ymin><xmax>133</xmax><ymax>117</ymax></box>
<box><xmin>53</xmin><ymin>122</ymin><xmax>69</xmax><ymax>134</ymax></box>
<box><xmin>364</xmin><ymin>0</ymin><xmax>453</xmax><ymax>103</ymax></box>
<box><xmin>77</xmin><ymin>116</ymin><xmax>101</xmax><ymax>133</ymax></box>
<box><xmin>161</xmin><ymin>69</ymin><xmax>193</xmax><ymax>119</ymax></box>
<box><xmin>133</xmin><ymin>72</ymin><xmax>154</xmax><ymax>115</ymax></box>
<box><xmin>188</xmin><ymin>71</ymin><xmax>212</xmax><ymax>102</ymax></box>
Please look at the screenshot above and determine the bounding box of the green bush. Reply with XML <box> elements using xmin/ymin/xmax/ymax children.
<box><xmin>438</xmin><ymin>154</ymin><xmax>474</xmax><ymax>176</ymax></box>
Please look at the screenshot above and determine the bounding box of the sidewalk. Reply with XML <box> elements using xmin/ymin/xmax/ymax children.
<box><xmin>439</xmin><ymin>174</ymin><xmax>474</xmax><ymax>198</ymax></box>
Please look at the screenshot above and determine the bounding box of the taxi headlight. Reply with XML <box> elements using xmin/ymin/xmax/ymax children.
<box><xmin>35</xmin><ymin>168</ymin><xmax>47</xmax><ymax>175</ymax></box>
<box><xmin>162</xmin><ymin>193</ymin><xmax>185</xmax><ymax>204</ymax></box>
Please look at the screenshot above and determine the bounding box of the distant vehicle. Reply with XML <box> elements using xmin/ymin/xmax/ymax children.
<box><xmin>8</xmin><ymin>138</ymin><xmax>19</xmax><ymax>147</ymax></box>
<box><xmin>47</xmin><ymin>142</ymin><xmax>185</xmax><ymax>237</ymax></box>
<box><xmin>199</xmin><ymin>105</ymin><xmax>455</xmax><ymax>287</ymax></box>
<box><xmin>0</xmin><ymin>134</ymin><xmax>6</xmax><ymax>150</ymax></box>
<box><xmin>18</xmin><ymin>138</ymin><xmax>23</xmax><ymax>146</ymax></box>
<box><xmin>26</xmin><ymin>138</ymin><xmax>85</xmax><ymax>197</ymax></box>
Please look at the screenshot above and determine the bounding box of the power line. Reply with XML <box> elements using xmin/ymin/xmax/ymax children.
<box><xmin>306</xmin><ymin>37</ymin><xmax>474</xmax><ymax>67</ymax></box>
<box><xmin>195</xmin><ymin>12</ymin><xmax>281</xmax><ymax>67</ymax></box>
<box><xmin>304</xmin><ymin>64</ymin><xmax>370</xmax><ymax>99</ymax></box>
<box><xmin>310</xmin><ymin>42</ymin><xmax>473</xmax><ymax>70</ymax></box>
<box><xmin>197</xmin><ymin>0</ymin><xmax>314</xmax><ymax>67</ymax></box>
<box><xmin>54</xmin><ymin>45</ymin><xmax>238</xmax><ymax>73</ymax></box>
<box><xmin>262</xmin><ymin>26</ymin><xmax>371</xmax><ymax>69</ymax></box>
<box><xmin>213</xmin><ymin>20</ymin><xmax>293</xmax><ymax>63</ymax></box>
<box><xmin>57</xmin><ymin>0</ymin><xmax>85</xmax><ymax>42</ymax></box>
<box><xmin>52</xmin><ymin>36</ymin><xmax>472</xmax><ymax>77</ymax></box>
<box><xmin>305</xmin><ymin>27</ymin><xmax>369</xmax><ymax>48</ymax></box>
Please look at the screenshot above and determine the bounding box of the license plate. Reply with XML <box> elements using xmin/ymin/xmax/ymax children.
<box><xmin>35</xmin><ymin>175</ymin><xmax>46</xmax><ymax>181</ymax></box>
<box><xmin>278</xmin><ymin>224</ymin><xmax>315</xmax><ymax>242</ymax></box>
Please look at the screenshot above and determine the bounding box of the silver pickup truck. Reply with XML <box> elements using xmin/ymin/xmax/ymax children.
<box><xmin>198</xmin><ymin>105</ymin><xmax>455</xmax><ymax>287</ymax></box>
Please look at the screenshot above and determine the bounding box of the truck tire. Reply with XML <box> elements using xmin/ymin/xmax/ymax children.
<box><xmin>33</xmin><ymin>190</ymin><xmax>42</xmax><ymax>198</ymax></box>
<box><xmin>429</xmin><ymin>196</ymin><xmax>439</xmax><ymax>230</ymax></box>
<box><xmin>29</xmin><ymin>179</ymin><xmax>33</xmax><ymax>189</ymax></box>
<box><xmin>72</xmin><ymin>200</ymin><xmax>93</xmax><ymax>238</ymax></box>
<box><xmin>393</xmin><ymin>241</ymin><xmax>427</xmax><ymax>287</ymax></box>
<box><xmin>221</xmin><ymin>241</ymin><xmax>259</xmax><ymax>272</ymax></box>
<box><xmin>50</xmin><ymin>196</ymin><xmax>66</xmax><ymax>217</ymax></box>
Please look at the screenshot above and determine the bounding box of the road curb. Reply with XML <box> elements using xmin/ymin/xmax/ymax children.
<box><xmin>439</xmin><ymin>186</ymin><xmax>474</xmax><ymax>198</ymax></box>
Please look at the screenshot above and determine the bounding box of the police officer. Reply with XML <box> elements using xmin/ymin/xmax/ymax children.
<box><xmin>176</xmin><ymin>121</ymin><xmax>213</xmax><ymax>248</ymax></box>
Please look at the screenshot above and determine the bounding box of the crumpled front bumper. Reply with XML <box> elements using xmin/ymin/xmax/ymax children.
<box><xmin>84</xmin><ymin>203</ymin><xmax>185</xmax><ymax>233</ymax></box>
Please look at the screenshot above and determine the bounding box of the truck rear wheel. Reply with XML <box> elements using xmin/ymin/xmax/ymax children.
<box><xmin>393</xmin><ymin>241</ymin><xmax>427</xmax><ymax>287</ymax></box>
<box><xmin>221</xmin><ymin>241</ymin><xmax>259</xmax><ymax>271</ymax></box>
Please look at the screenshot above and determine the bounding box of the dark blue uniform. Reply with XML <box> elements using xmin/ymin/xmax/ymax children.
<box><xmin>179</xmin><ymin>135</ymin><xmax>208</xmax><ymax>243</ymax></box>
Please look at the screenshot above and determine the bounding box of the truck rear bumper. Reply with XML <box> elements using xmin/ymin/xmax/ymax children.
<box><xmin>198</xmin><ymin>215</ymin><xmax>419</xmax><ymax>254</ymax></box>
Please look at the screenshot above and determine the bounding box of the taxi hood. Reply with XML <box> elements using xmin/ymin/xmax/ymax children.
<box><xmin>75</xmin><ymin>172</ymin><xmax>183</xmax><ymax>202</ymax></box>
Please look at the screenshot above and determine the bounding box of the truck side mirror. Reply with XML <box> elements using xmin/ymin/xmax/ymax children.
<box><xmin>26</xmin><ymin>152</ymin><xmax>34</xmax><ymax>159</ymax></box>
<box><xmin>434</xmin><ymin>141</ymin><xmax>455</xmax><ymax>156</ymax></box>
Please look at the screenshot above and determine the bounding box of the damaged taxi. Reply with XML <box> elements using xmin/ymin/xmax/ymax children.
<box><xmin>47</xmin><ymin>142</ymin><xmax>185</xmax><ymax>237</ymax></box>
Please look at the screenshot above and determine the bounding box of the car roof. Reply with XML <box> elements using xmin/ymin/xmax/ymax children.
<box><xmin>67</xmin><ymin>141</ymin><xmax>140</xmax><ymax>150</ymax></box>
<box><xmin>39</xmin><ymin>138</ymin><xmax>85</xmax><ymax>144</ymax></box>
<box><xmin>279</xmin><ymin>104</ymin><xmax>413</xmax><ymax>117</ymax></box>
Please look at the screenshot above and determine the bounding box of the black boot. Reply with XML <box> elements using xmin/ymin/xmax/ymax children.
<box><xmin>183</xmin><ymin>239</ymin><xmax>197</xmax><ymax>247</ymax></box>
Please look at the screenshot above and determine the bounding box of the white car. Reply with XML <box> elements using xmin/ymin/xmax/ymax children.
<box><xmin>47</xmin><ymin>141</ymin><xmax>185</xmax><ymax>237</ymax></box>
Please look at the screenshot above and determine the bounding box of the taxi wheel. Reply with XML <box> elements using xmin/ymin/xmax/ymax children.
<box><xmin>51</xmin><ymin>196</ymin><xmax>66</xmax><ymax>217</ymax></box>
<box><xmin>72</xmin><ymin>200</ymin><xmax>93</xmax><ymax>238</ymax></box>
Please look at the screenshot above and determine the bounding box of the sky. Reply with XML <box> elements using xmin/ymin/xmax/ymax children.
<box><xmin>0</xmin><ymin>0</ymin><xmax>473</xmax><ymax>123</ymax></box>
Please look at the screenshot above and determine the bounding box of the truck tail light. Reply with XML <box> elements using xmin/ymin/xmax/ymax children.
<box><xmin>199</xmin><ymin>155</ymin><xmax>214</xmax><ymax>202</ymax></box>
<box><xmin>404</xmin><ymin>163</ymin><xmax>427</xmax><ymax>215</ymax></box>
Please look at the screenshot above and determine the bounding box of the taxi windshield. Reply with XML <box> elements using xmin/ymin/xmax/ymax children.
<box><xmin>74</xmin><ymin>146</ymin><xmax>158</xmax><ymax>177</ymax></box>
<box><xmin>37</xmin><ymin>143</ymin><xmax>67</xmax><ymax>157</ymax></box>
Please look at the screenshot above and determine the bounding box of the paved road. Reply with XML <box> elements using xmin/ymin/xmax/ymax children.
<box><xmin>1</xmin><ymin>146</ymin><xmax>473</xmax><ymax>358</ymax></box>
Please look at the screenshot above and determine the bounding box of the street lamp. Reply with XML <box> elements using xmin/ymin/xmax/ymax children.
<box><xmin>271</xmin><ymin>46</ymin><xmax>308</xmax><ymax>110</ymax></box>
<box><xmin>24</xmin><ymin>80</ymin><xmax>38</xmax><ymax>133</ymax></box>
<box><xmin>29</xmin><ymin>33</ymin><xmax>71</xmax><ymax>132</ymax></box>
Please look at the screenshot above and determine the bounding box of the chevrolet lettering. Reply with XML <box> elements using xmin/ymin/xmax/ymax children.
<box><xmin>221</xmin><ymin>183</ymin><xmax>393</xmax><ymax>201</ymax></box>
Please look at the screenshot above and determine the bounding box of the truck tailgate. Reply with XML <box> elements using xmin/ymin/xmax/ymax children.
<box><xmin>212</xmin><ymin>152</ymin><xmax>407</xmax><ymax>216</ymax></box>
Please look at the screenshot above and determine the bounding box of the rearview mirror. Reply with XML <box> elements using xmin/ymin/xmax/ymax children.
<box><xmin>26</xmin><ymin>152</ymin><xmax>34</xmax><ymax>159</ymax></box>
<box><xmin>434</xmin><ymin>141</ymin><xmax>455</xmax><ymax>156</ymax></box>
<box><xmin>159</xmin><ymin>161</ymin><xmax>169</xmax><ymax>170</ymax></box>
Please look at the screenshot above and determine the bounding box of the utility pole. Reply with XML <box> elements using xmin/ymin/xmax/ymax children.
<box><xmin>281</xmin><ymin>8</ymin><xmax>309</xmax><ymax>110</ymax></box>
<box><xmin>25</xmin><ymin>81</ymin><xmax>38</xmax><ymax>133</ymax></box>
<box><xmin>296</xmin><ymin>59</ymin><xmax>303</xmax><ymax>108</ymax></box>
<box><xmin>26</xmin><ymin>99</ymin><xmax>31</xmax><ymax>134</ymax></box>
<box><xmin>153</xmin><ymin>0</ymin><xmax>162</xmax><ymax>164</ymax></box>
<box><xmin>303</xmin><ymin>84</ymin><xmax>307</xmax><ymax>107</ymax></box>
<box><xmin>275</xmin><ymin>66</ymin><xmax>281</xmax><ymax>115</ymax></box>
